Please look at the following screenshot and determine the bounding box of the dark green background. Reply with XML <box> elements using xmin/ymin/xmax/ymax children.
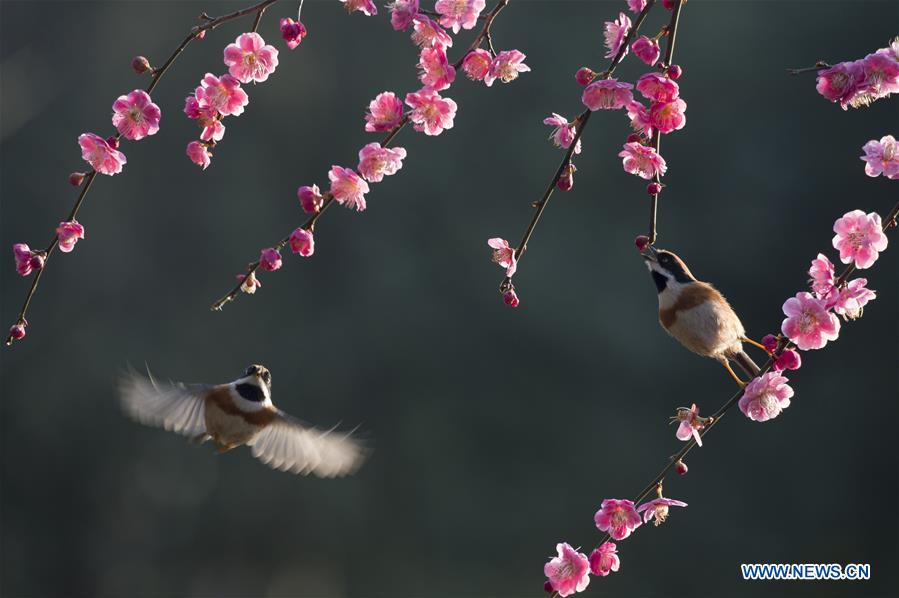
<box><xmin>1</xmin><ymin>1</ymin><xmax>897</xmax><ymax>596</ymax></box>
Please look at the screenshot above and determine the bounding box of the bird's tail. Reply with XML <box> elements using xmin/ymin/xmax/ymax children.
<box><xmin>733</xmin><ymin>350</ymin><xmax>761</xmax><ymax>381</ymax></box>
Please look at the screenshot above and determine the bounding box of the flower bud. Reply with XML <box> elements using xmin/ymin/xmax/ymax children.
<box><xmin>543</xmin><ymin>581</ymin><xmax>554</xmax><ymax>593</ymax></box>
<box><xmin>195</xmin><ymin>29</ymin><xmax>206</xmax><ymax>40</ymax></box>
<box><xmin>69</xmin><ymin>172</ymin><xmax>86</xmax><ymax>186</ymax></box>
<box><xmin>280</xmin><ymin>17</ymin><xmax>308</xmax><ymax>50</ymax></box>
<box><xmin>675</xmin><ymin>460</ymin><xmax>688</xmax><ymax>475</ymax></box>
<box><xmin>575</xmin><ymin>67</ymin><xmax>596</xmax><ymax>86</ymax></box>
<box><xmin>297</xmin><ymin>185</ymin><xmax>324</xmax><ymax>213</ymax></box>
<box><xmin>647</xmin><ymin>182</ymin><xmax>662</xmax><ymax>195</ymax></box>
<box><xmin>106</xmin><ymin>136</ymin><xmax>119</xmax><ymax>150</ymax></box>
<box><xmin>761</xmin><ymin>334</ymin><xmax>779</xmax><ymax>353</ymax></box>
<box><xmin>557</xmin><ymin>163</ymin><xmax>576</xmax><ymax>192</ymax></box>
<box><xmin>9</xmin><ymin>323</ymin><xmax>26</xmax><ymax>341</ymax></box>
<box><xmin>131</xmin><ymin>55</ymin><xmax>151</xmax><ymax>74</ymax></box>
<box><xmin>668</xmin><ymin>64</ymin><xmax>683</xmax><ymax>80</ymax></box>
<box><xmin>503</xmin><ymin>289</ymin><xmax>520</xmax><ymax>308</ymax></box>
<box><xmin>28</xmin><ymin>253</ymin><xmax>45</xmax><ymax>272</ymax></box>
<box><xmin>662</xmin><ymin>0</ymin><xmax>677</xmax><ymax>9</ymax></box>
<box><xmin>289</xmin><ymin>227</ymin><xmax>315</xmax><ymax>257</ymax></box>
<box><xmin>634</xmin><ymin>235</ymin><xmax>650</xmax><ymax>252</ymax></box>
<box><xmin>774</xmin><ymin>348</ymin><xmax>802</xmax><ymax>371</ymax></box>
<box><xmin>259</xmin><ymin>248</ymin><xmax>282</xmax><ymax>272</ymax></box>
<box><xmin>626</xmin><ymin>133</ymin><xmax>641</xmax><ymax>143</ymax></box>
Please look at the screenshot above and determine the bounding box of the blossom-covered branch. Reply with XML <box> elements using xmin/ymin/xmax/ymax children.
<box><xmin>5</xmin><ymin>0</ymin><xmax>286</xmax><ymax>347</ymax></box>
<box><xmin>210</xmin><ymin>0</ymin><xmax>526</xmax><ymax>311</ymax></box>
<box><xmin>489</xmin><ymin>0</ymin><xmax>687</xmax><ymax>308</ymax></box>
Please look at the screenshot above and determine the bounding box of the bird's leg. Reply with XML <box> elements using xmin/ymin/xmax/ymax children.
<box><xmin>741</xmin><ymin>336</ymin><xmax>770</xmax><ymax>353</ymax></box>
<box><xmin>721</xmin><ymin>360</ymin><xmax>747</xmax><ymax>387</ymax></box>
<box><xmin>216</xmin><ymin>444</ymin><xmax>236</xmax><ymax>454</ymax></box>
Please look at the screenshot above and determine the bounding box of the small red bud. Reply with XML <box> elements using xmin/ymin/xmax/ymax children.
<box><xmin>196</xmin><ymin>29</ymin><xmax>206</xmax><ymax>40</ymax></box>
<box><xmin>130</xmin><ymin>55</ymin><xmax>151</xmax><ymax>74</ymax></box>
<box><xmin>761</xmin><ymin>334</ymin><xmax>779</xmax><ymax>353</ymax></box>
<box><xmin>557</xmin><ymin>163</ymin><xmax>576</xmax><ymax>192</ymax></box>
<box><xmin>106</xmin><ymin>136</ymin><xmax>119</xmax><ymax>149</ymax></box>
<box><xmin>626</xmin><ymin>133</ymin><xmax>641</xmax><ymax>143</ymax></box>
<box><xmin>668</xmin><ymin>64</ymin><xmax>683</xmax><ymax>80</ymax></box>
<box><xmin>544</xmin><ymin>581</ymin><xmax>554</xmax><ymax>593</ymax></box>
<box><xmin>634</xmin><ymin>235</ymin><xmax>650</xmax><ymax>252</ymax></box>
<box><xmin>29</xmin><ymin>254</ymin><xmax>45</xmax><ymax>272</ymax></box>
<box><xmin>575</xmin><ymin>67</ymin><xmax>596</xmax><ymax>86</ymax></box>
<box><xmin>503</xmin><ymin>289</ymin><xmax>520</xmax><ymax>308</ymax></box>
<box><xmin>662</xmin><ymin>0</ymin><xmax>677</xmax><ymax>9</ymax></box>
<box><xmin>647</xmin><ymin>182</ymin><xmax>662</xmax><ymax>195</ymax></box>
<box><xmin>675</xmin><ymin>460</ymin><xmax>688</xmax><ymax>475</ymax></box>
<box><xmin>8</xmin><ymin>323</ymin><xmax>26</xmax><ymax>341</ymax></box>
<box><xmin>68</xmin><ymin>172</ymin><xmax>86</xmax><ymax>187</ymax></box>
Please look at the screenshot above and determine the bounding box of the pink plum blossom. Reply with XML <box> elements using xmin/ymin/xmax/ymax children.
<box><xmin>627</xmin><ymin>0</ymin><xmax>647</xmax><ymax>12</ymax></box>
<box><xmin>781</xmin><ymin>292</ymin><xmax>840</xmax><ymax>350</ymax></box>
<box><xmin>830</xmin><ymin>278</ymin><xmax>876</xmax><ymax>321</ymax></box>
<box><xmin>484</xmin><ymin>50</ymin><xmax>530</xmax><ymax>86</ymax></box>
<box><xmin>626</xmin><ymin>100</ymin><xmax>653</xmax><ymax>137</ymax></box>
<box><xmin>544</xmin><ymin>543</ymin><xmax>590</xmax><ymax>597</ymax></box>
<box><xmin>815</xmin><ymin>61</ymin><xmax>864</xmax><ymax>109</ymax></box>
<box><xmin>588</xmin><ymin>542</ymin><xmax>619</xmax><ymax>577</ymax></box>
<box><xmin>411</xmin><ymin>15</ymin><xmax>453</xmax><ymax>49</ymax></box>
<box><xmin>581</xmin><ymin>79</ymin><xmax>634</xmax><ymax>110</ymax></box>
<box><xmin>223</xmin><ymin>33</ymin><xmax>279</xmax><ymax>83</ymax></box>
<box><xmin>859</xmin><ymin>53</ymin><xmax>899</xmax><ymax>100</ymax></box>
<box><xmin>649</xmin><ymin>98</ymin><xmax>687</xmax><ymax>134</ymax></box>
<box><xmin>632</xmin><ymin>36</ymin><xmax>660</xmax><ymax>66</ymax></box>
<box><xmin>674</xmin><ymin>403</ymin><xmax>706</xmax><ymax>447</ymax></box>
<box><xmin>340</xmin><ymin>0</ymin><xmax>377</xmax><ymax>16</ymax></box>
<box><xmin>298</xmin><ymin>184</ymin><xmax>324</xmax><ymax>213</ymax></box>
<box><xmin>184</xmin><ymin>96</ymin><xmax>224</xmax><ymax>142</ymax></box>
<box><xmin>388</xmin><ymin>0</ymin><xmax>419</xmax><ymax>30</ymax></box>
<box><xmin>543</xmin><ymin>113</ymin><xmax>582</xmax><ymax>153</ymax></box>
<box><xmin>418</xmin><ymin>46</ymin><xmax>456</xmax><ymax>91</ymax></box>
<box><xmin>259</xmin><ymin>248</ymin><xmax>282</xmax><ymax>272</ymax></box>
<box><xmin>636</xmin><ymin>497</ymin><xmax>687</xmax><ymax>526</ymax></box>
<box><xmin>56</xmin><ymin>221</ymin><xmax>85</xmax><ymax>253</ymax></box>
<box><xmin>604</xmin><ymin>12</ymin><xmax>631</xmax><ymax>59</ymax></box>
<box><xmin>357</xmin><ymin>142</ymin><xmax>407</xmax><ymax>182</ymax></box>
<box><xmin>328</xmin><ymin>166</ymin><xmax>370</xmax><ymax>211</ymax></box>
<box><xmin>78</xmin><ymin>133</ymin><xmax>127</xmax><ymax>175</ymax></box>
<box><xmin>405</xmin><ymin>89</ymin><xmax>457</xmax><ymax>136</ymax></box>
<box><xmin>636</xmin><ymin>72</ymin><xmax>680</xmax><ymax>102</ymax></box>
<box><xmin>594</xmin><ymin>499</ymin><xmax>642</xmax><ymax>541</ymax></box>
<box><xmin>488</xmin><ymin>238</ymin><xmax>517</xmax><ymax>277</ymax></box>
<box><xmin>738</xmin><ymin>372</ymin><xmax>794</xmax><ymax>422</ymax></box>
<box><xmin>808</xmin><ymin>253</ymin><xmax>836</xmax><ymax>298</ymax></box>
<box><xmin>365</xmin><ymin>92</ymin><xmax>405</xmax><ymax>132</ymax></box>
<box><xmin>618</xmin><ymin>142</ymin><xmax>666</xmax><ymax>179</ymax></box>
<box><xmin>197</xmin><ymin>73</ymin><xmax>249</xmax><ymax>116</ymax></box>
<box><xmin>238</xmin><ymin>271</ymin><xmax>262</xmax><ymax>294</ymax></box>
<box><xmin>860</xmin><ymin>135</ymin><xmax>899</xmax><ymax>179</ymax></box>
<box><xmin>434</xmin><ymin>0</ymin><xmax>485</xmax><ymax>33</ymax></box>
<box><xmin>289</xmin><ymin>227</ymin><xmax>314</xmax><ymax>256</ymax></box>
<box><xmin>111</xmin><ymin>90</ymin><xmax>161</xmax><ymax>140</ymax></box>
<box><xmin>461</xmin><ymin>49</ymin><xmax>491</xmax><ymax>81</ymax></box>
<box><xmin>832</xmin><ymin>210</ymin><xmax>888</xmax><ymax>269</ymax></box>
<box><xmin>773</xmin><ymin>348</ymin><xmax>802</xmax><ymax>372</ymax></box>
<box><xmin>186</xmin><ymin>141</ymin><xmax>212</xmax><ymax>169</ymax></box>
<box><xmin>13</xmin><ymin>244</ymin><xmax>40</xmax><ymax>277</ymax></box>
<box><xmin>280</xmin><ymin>18</ymin><xmax>307</xmax><ymax>49</ymax></box>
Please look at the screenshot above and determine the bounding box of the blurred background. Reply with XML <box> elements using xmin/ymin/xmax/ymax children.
<box><xmin>1</xmin><ymin>1</ymin><xmax>897</xmax><ymax>596</ymax></box>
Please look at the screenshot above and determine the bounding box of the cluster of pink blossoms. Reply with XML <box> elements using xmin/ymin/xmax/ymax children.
<box><xmin>544</xmin><ymin>494</ymin><xmax>686</xmax><ymax>596</ymax></box>
<box><xmin>185</xmin><ymin>32</ymin><xmax>280</xmax><ymax>169</ymax></box>
<box><xmin>860</xmin><ymin>135</ymin><xmax>899</xmax><ymax>179</ymax></box>
<box><xmin>815</xmin><ymin>38</ymin><xmax>899</xmax><ymax>109</ymax></box>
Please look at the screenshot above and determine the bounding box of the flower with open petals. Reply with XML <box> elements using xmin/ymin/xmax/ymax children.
<box><xmin>808</xmin><ymin>253</ymin><xmax>835</xmax><ymax>298</ymax></box>
<box><xmin>649</xmin><ymin>98</ymin><xmax>687</xmax><ymax>134</ymax></box>
<box><xmin>627</xmin><ymin>0</ymin><xmax>647</xmax><ymax>12</ymax></box>
<box><xmin>197</xmin><ymin>73</ymin><xmax>248</xmax><ymax>116</ymax></box>
<box><xmin>357</xmin><ymin>142</ymin><xmax>406</xmax><ymax>182</ymax></box>
<box><xmin>581</xmin><ymin>79</ymin><xmax>633</xmax><ymax>110</ymax></box>
<box><xmin>773</xmin><ymin>348</ymin><xmax>802</xmax><ymax>372</ymax></box>
<box><xmin>636</xmin><ymin>72</ymin><xmax>679</xmax><ymax>102</ymax></box>
<box><xmin>832</xmin><ymin>209</ymin><xmax>888</xmax><ymax>269</ymax></box>
<box><xmin>619</xmin><ymin>142</ymin><xmax>666</xmax><ymax>180</ymax></box>
<box><xmin>461</xmin><ymin>48</ymin><xmax>491</xmax><ymax>81</ymax></box>
<box><xmin>388</xmin><ymin>0</ymin><xmax>419</xmax><ymax>30</ymax></box>
<box><xmin>340</xmin><ymin>0</ymin><xmax>377</xmax><ymax>15</ymax></box>
<box><xmin>298</xmin><ymin>184</ymin><xmax>324</xmax><ymax>213</ymax></box>
<box><xmin>860</xmin><ymin>135</ymin><xmax>899</xmax><ymax>179</ymax></box>
<box><xmin>56</xmin><ymin>220</ymin><xmax>85</xmax><ymax>253</ymax></box>
<box><xmin>435</xmin><ymin>0</ymin><xmax>485</xmax><ymax>33</ymax></box>
<box><xmin>112</xmin><ymin>90</ymin><xmax>161</xmax><ymax>140</ymax></box>
<box><xmin>186</xmin><ymin>141</ymin><xmax>211</xmax><ymax>169</ymax></box>
<box><xmin>588</xmin><ymin>542</ymin><xmax>620</xmax><ymax>577</ymax></box>
<box><xmin>544</xmin><ymin>543</ymin><xmax>590</xmax><ymax>597</ymax></box>
<box><xmin>738</xmin><ymin>372</ymin><xmax>794</xmax><ymax>422</ymax></box>
<box><xmin>328</xmin><ymin>166</ymin><xmax>370</xmax><ymax>211</ymax></box>
<box><xmin>594</xmin><ymin>498</ymin><xmax>642</xmax><ymax>540</ymax></box>
<box><xmin>487</xmin><ymin>238</ymin><xmax>516</xmax><ymax>277</ymax></box>
<box><xmin>604</xmin><ymin>12</ymin><xmax>631</xmax><ymax>59</ymax></box>
<box><xmin>830</xmin><ymin>278</ymin><xmax>876</xmax><ymax>321</ymax></box>
<box><xmin>625</xmin><ymin>100</ymin><xmax>653</xmax><ymax>137</ymax></box>
<box><xmin>543</xmin><ymin>114</ymin><xmax>582</xmax><ymax>153</ymax></box>
<box><xmin>13</xmin><ymin>244</ymin><xmax>41</xmax><ymax>276</ymax></box>
<box><xmin>484</xmin><ymin>50</ymin><xmax>530</xmax><ymax>87</ymax></box>
<box><xmin>781</xmin><ymin>292</ymin><xmax>840</xmax><ymax>350</ymax></box>
<box><xmin>815</xmin><ymin>61</ymin><xmax>864</xmax><ymax>109</ymax></box>
<box><xmin>411</xmin><ymin>15</ymin><xmax>453</xmax><ymax>49</ymax></box>
<box><xmin>405</xmin><ymin>88</ymin><xmax>457</xmax><ymax>136</ymax></box>
<box><xmin>632</xmin><ymin>36</ymin><xmax>660</xmax><ymax>66</ymax></box>
<box><xmin>289</xmin><ymin>228</ymin><xmax>315</xmax><ymax>256</ymax></box>
<box><xmin>238</xmin><ymin>271</ymin><xmax>262</xmax><ymax>294</ymax></box>
<box><xmin>859</xmin><ymin>53</ymin><xmax>899</xmax><ymax>100</ymax></box>
<box><xmin>280</xmin><ymin>17</ymin><xmax>307</xmax><ymax>49</ymax></box>
<box><xmin>636</xmin><ymin>497</ymin><xmax>687</xmax><ymax>526</ymax></box>
<box><xmin>259</xmin><ymin>248</ymin><xmax>282</xmax><ymax>272</ymax></box>
<box><xmin>365</xmin><ymin>91</ymin><xmax>405</xmax><ymax>132</ymax></box>
<box><xmin>673</xmin><ymin>403</ymin><xmax>707</xmax><ymax>447</ymax></box>
<box><xmin>223</xmin><ymin>32</ymin><xmax>279</xmax><ymax>83</ymax></box>
<box><xmin>418</xmin><ymin>46</ymin><xmax>456</xmax><ymax>91</ymax></box>
<box><xmin>78</xmin><ymin>133</ymin><xmax>127</xmax><ymax>175</ymax></box>
<box><xmin>184</xmin><ymin>96</ymin><xmax>224</xmax><ymax>141</ymax></box>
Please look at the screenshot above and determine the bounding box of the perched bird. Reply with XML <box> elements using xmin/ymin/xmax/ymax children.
<box><xmin>119</xmin><ymin>365</ymin><xmax>366</xmax><ymax>477</ymax></box>
<box><xmin>641</xmin><ymin>246</ymin><xmax>765</xmax><ymax>385</ymax></box>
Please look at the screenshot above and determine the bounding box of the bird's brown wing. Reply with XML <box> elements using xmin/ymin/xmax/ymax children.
<box><xmin>119</xmin><ymin>369</ymin><xmax>209</xmax><ymax>437</ymax></box>
<box><xmin>247</xmin><ymin>410</ymin><xmax>366</xmax><ymax>478</ymax></box>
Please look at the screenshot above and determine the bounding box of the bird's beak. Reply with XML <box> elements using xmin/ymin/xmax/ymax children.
<box><xmin>641</xmin><ymin>245</ymin><xmax>659</xmax><ymax>262</ymax></box>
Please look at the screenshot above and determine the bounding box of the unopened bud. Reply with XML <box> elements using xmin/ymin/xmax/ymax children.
<box><xmin>675</xmin><ymin>460</ymin><xmax>688</xmax><ymax>475</ymax></box>
<box><xmin>668</xmin><ymin>64</ymin><xmax>683</xmax><ymax>80</ymax></box>
<box><xmin>68</xmin><ymin>172</ymin><xmax>86</xmax><ymax>187</ymax></box>
<box><xmin>647</xmin><ymin>182</ymin><xmax>662</xmax><ymax>195</ymax></box>
<box><xmin>634</xmin><ymin>235</ymin><xmax>650</xmax><ymax>252</ymax></box>
<box><xmin>8</xmin><ymin>323</ymin><xmax>26</xmax><ymax>341</ymax></box>
<box><xmin>503</xmin><ymin>289</ymin><xmax>520</xmax><ymax>308</ymax></box>
<box><xmin>575</xmin><ymin>67</ymin><xmax>596</xmax><ymax>86</ymax></box>
<box><xmin>131</xmin><ymin>55</ymin><xmax>151</xmax><ymax>74</ymax></box>
<box><xmin>106</xmin><ymin>136</ymin><xmax>119</xmax><ymax>150</ymax></box>
<box><xmin>557</xmin><ymin>163</ymin><xmax>576</xmax><ymax>192</ymax></box>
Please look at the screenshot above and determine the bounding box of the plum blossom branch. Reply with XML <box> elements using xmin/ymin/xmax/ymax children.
<box><xmin>5</xmin><ymin>0</ymin><xmax>282</xmax><ymax>347</ymax></box>
<box><xmin>210</xmin><ymin>0</ymin><xmax>518</xmax><ymax>311</ymax></box>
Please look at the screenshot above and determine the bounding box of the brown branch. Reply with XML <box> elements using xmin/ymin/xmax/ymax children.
<box><xmin>5</xmin><ymin>0</ymin><xmax>282</xmax><ymax>347</ymax></box>
<box><xmin>788</xmin><ymin>61</ymin><xmax>831</xmax><ymax>75</ymax></box>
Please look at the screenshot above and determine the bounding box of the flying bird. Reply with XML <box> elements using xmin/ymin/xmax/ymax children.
<box><xmin>120</xmin><ymin>364</ymin><xmax>366</xmax><ymax>477</ymax></box>
<box><xmin>641</xmin><ymin>246</ymin><xmax>765</xmax><ymax>386</ymax></box>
